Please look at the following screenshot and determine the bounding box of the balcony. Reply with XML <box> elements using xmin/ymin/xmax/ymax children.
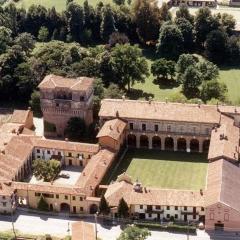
<box><xmin>128</xmin><ymin>129</ymin><xmax>209</xmax><ymax>137</ymax></box>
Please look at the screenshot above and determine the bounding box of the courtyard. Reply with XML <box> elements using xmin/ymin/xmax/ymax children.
<box><xmin>109</xmin><ymin>149</ymin><xmax>208</xmax><ymax>191</ymax></box>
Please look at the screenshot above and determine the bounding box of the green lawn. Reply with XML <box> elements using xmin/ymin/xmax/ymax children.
<box><xmin>7</xmin><ymin>0</ymin><xmax>113</xmax><ymax>11</ymax></box>
<box><xmin>110</xmin><ymin>149</ymin><xmax>208</xmax><ymax>190</ymax></box>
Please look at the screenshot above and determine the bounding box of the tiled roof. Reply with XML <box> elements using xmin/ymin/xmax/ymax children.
<box><xmin>72</xmin><ymin>221</ymin><xmax>95</xmax><ymax>240</ymax></box>
<box><xmin>208</xmin><ymin>115</ymin><xmax>239</xmax><ymax>161</ymax></box>
<box><xmin>205</xmin><ymin>159</ymin><xmax>240</xmax><ymax>212</ymax></box>
<box><xmin>76</xmin><ymin>149</ymin><xmax>115</xmax><ymax>195</ymax></box>
<box><xmin>0</xmin><ymin>181</ymin><xmax>14</xmax><ymax>197</ymax></box>
<box><xmin>0</xmin><ymin>123</ymin><xmax>24</xmax><ymax>134</ymax></box>
<box><xmin>10</xmin><ymin>110</ymin><xmax>30</xmax><ymax>124</ymax></box>
<box><xmin>38</xmin><ymin>74</ymin><xmax>94</xmax><ymax>91</ymax></box>
<box><xmin>97</xmin><ymin>119</ymin><xmax>127</xmax><ymax>141</ymax></box>
<box><xmin>99</xmin><ymin>99</ymin><xmax>221</xmax><ymax>124</ymax></box>
<box><xmin>105</xmin><ymin>180</ymin><xmax>204</xmax><ymax>207</ymax></box>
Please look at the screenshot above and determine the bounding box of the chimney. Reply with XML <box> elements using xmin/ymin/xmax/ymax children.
<box><xmin>122</xmin><ymin>95</ymin><xmax>125</xmax><ymax>101</ymax></box>
<box><xmin>200</xmin><ymin>189</ymin><xmax>203</xmax><ymax>196</ymax></box>
<box><xmin>198</xmin><ymin>99</ymin><xmax>201</xmax><ymax>108</ymax></box>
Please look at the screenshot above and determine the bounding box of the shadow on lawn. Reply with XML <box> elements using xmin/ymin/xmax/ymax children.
<box><xmin>153</xmin><ymin>78</ymin><xmax>180</xmax><ymax>90</ymax></box>
<box><xmin>126</xmin><ymin>89</ymin><xmax>154</xmax><ymax>100</ymax></box>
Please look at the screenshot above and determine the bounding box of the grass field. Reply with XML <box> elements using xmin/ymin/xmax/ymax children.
<box><xmin>109</xmin><ymin>149</ymin><xmax>208</xmax><ymax>190</ymax></box>
<box><xmin>7</xmin><ymin>0</ymin><xmax>112</xmax><ymax>11</ymax></box>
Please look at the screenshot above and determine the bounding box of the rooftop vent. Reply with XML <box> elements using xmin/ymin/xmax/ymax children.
<box><xmin>122</xmin><ymin>95</ymin><xmax>125</xmax><ymax>101</ymax></box>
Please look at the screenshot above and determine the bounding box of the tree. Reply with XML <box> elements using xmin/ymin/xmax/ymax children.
<box><xmin>117</xmin><ymin>197</ymin><xmax>129</xmax><ymax>218</ymax></box>
<box><xmin>117</xmin><ymin>225</ymin><xmax>151</xmax><ymax>240</ymax></box>
<box><xmin>29</xmin><ymin>91</ymin><xmax>42</xmax><ymax>117</ymax></box>
<box><xmin>14</xmin><ymin>32</ymin><xmax>35</xmax><ymax>54</ymax></box>
<box><xmin>226</xmin><ymin>35</ymin><xmax>240</xmax><ymax>65</ymax></box>
<box><xmin>108</xmin><ymin>32</ymin><xmax>129</xmax><ymax>47</ymax></box>
<box><xmin>110</xmin><ymin>44</ymin><xmax>149</xmax><ymax>90</ymax></box>
<box><xmin>64</xmin><ymin>117</ymin><xmax>87</xmax><ymax>141</ymax></box>
<box><xmin>205</xmin><ymin>30</ymin><xmax>228</xmax><ymax>64</ymax></box>
<box><xmin>132</xmin><ymin>0</ymin><xmax>160</xmax><ymax>43</ymax></box>
<box><xmin>195</xmin><ymin>7</ymin><xmax>220</xmax><ymax>47</ymax></box>
<box><xmin>175</xmin><ymin>17</ymin><xmax>194</xmax><ymax>52</ymax></box>
<box><xmin>32</xmin><ymin>159</ymin><xmax>61</xmax><ymax>182</ymax></box>
<box><xmin>0</xmin><ymin>26</ymin><xmax>12</xmax><ymax>54</ymax></box>
<box><xmin>104</xmin><ymin>83</ymin><xmax>124</xmax><ymax>99</ymax></box>
<box><xmin>100</xmin><ymin>5</ymin><xmax>117</xmax><ymax>41</ymax></box>
<box><xmin>157</xmin><ymin>23</ymin><xmax>184</xmax><ymax>60</ymax></box>
<box><xmin>99</xmin><ymin>195</ymin><xmax>110</xmax><ymax>215</ymax></box>
<box><xmin>175</xmin><ymin>4</ymin><xmax>194</xmax><ymax>24</ymax></box>
<box><xmin>196</xmin><ymin>60</ymin><xmax>219</xmax><ymax>81</ymax></box>
<box><xmin>182</xmin><ymin>66</ymin><xmax>202</xmax><ymax>97</ymax></box>
<box><xmin>220</xmin><ymin>13</ymin><xmax>236</xmax><ymax>35</ymax></box>
<box><xmin>159</xmin><ymin>2</ymin><xmax>172</xmax><ymax>23</ymax></box>
<box><xmin>201</xmin><ymin>80</ymin><xmax>227</xmax><ymax>102</ymax></box>
<box><xmin>37</xmin><ymin>196</ymin><xmax>49</xmax><ymax>211</ymax></box>
<box><xmin>113</xmin><ymin>0</ymin><xmax>125</xmax><ymax>5</ymax></box>
<box><xmin>151</xmin><ymin>58</ymin><xmax>175</xmax><ymax>80</ymax></box>
<box><xmin>38</xmin><ymin>26</ymin><xmax>49</xmax><ymax>42</ymax></box>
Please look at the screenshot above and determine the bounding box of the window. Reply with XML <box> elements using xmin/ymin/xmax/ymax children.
<box><xmin>140</xmin><ymin>205</ymin><xmax>143</xmax><ymax>209</ymax></box>
<box><xmin>68</xmin><ymin>152</ymin><xmax>72</xmax><ymax>157</ymax></box>
<box><xmin>154</xmin><ymin>125</ymin><xmax>158</xmax><ymax>132</ymax></box>
<box><xmin>148</xmin><ymin>213</ymin><xmax>152</xmax><ymax>218</ymax></box>
<box><xmin>37</xmin><ymin>149</ymin><xmax>40</xmax><ymax>153</ymax></box>
<box><xmin>175</xmin><ymin>206</ymin><xmax>178</xmax><ymax>210</ymax></box>
<box><xmin>142</xmin><ymin>124</ymin><xmax>146</xmax><ymax>131</ymax></box>
<box><xmin>80</xmin><ymin>207</ymin><xmax>84</xmax><ymax>211</ymax></box>
<box><xmin>2</xmin><ymin>196</ymin><xmax>5</xmax><ymax>200</ymax></box>
<box><xmin>80</xmin><ymin>197</ymin><xmax>83</xmax><ymax>201</ymax></box>
<box><xmin>35</xmin><ymin>192</ymin><xmax>41</xmax><ymax>197</ymax></box>
<box><xmin>167</xmin><ymin>125</ymin><xmax>171</xmax><ymax>132</ymax></box>
<box><xmin>80</xmin><ymin>96</ymin><xmax>85</xmax><ymax>101</ymax></box>
<box><xmin>43</xmin><ymin>193</ymin><xmax>54</xmax><ymax>198</ymax></box>
<box><xmin>167</xmin><ymin>206</ymin><xmax>170</xmax><ymax>210</ymax></box>
<box><xmin>56</xmin><ymin>103</ymin><xmax>59</xmax><ymax>107</ymax></box>
<box><xmin>201</xmin><ymin>207</ymin><xmax>204</xmax><ymax>211</ymax></box>
<box><xmin>224</xmin><ymin>213</ymin><xmax>229</xmax><ymax>221</ymax></box>
<box><xmin>210</xmin><ymin>213</ymin><xmax>214</xmax><ymax>220</ymax></box>
<box><xmin>175</xmin><ymin>214</ymin><xmax>178</xmax><ymax>219</ymax></box>
<box><xmin>193</xmin><ymin>214</ymin><xmax>196</xmax><ymax>219</ymax></box>
<box><xmin>47</xmin><ymin>150</ymin><xmax>50</xmax><ymax>154</ymax></box>
<box><xmin>129</xmin><ymin>123</ymin><xmax>133</xmax><ymax>130</ymax></box>
<box><xmin>58</xmin><ymin>152</ymin><xmax>61</xmax><ymax>156</ymax></box>
<box><xmin>147</xmin><ymin>205</ymin><xmax>152</xmax><ymax>211</ymax></box>
<box><xmin>65</xmin><ymin>195</ymin><xmax>68</xmax><ymax>200</ymax></box>
<box><xmin>167</xmin><ymin>214</ymin><xmax>170</xmax><ymax>218</ymax></box>
<box><xmin>2</xmin><ymin>202</ymin><xmax>6</xmax><ymax>207</ymax></box>
<box><xmin>156</xmin><ymin>205</ymin><xmax>161</xmax><ymax>210</ymax></box>
<box><xmin>56</xmin><ymin>194</ymin><xmax>59</xmax><ymax>199</ymax></box>
<box><xmin>72</xmin><ymin>196</ymin><xmax>76</xmax><ymax>201</ymax></box>
<box><xmin>184</xmin><ymin>206</ymin><xmax>187</xmax><ymax>211</ymax></box>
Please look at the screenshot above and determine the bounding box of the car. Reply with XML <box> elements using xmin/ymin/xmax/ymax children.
<box><xmin>59</xmin><ymin>173</ymin><xmax>70</xmax><ymax>179</ymax></box>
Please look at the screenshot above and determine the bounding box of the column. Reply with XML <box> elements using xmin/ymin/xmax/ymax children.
<box><xmin>186</xmin><ymin>139</ymin><xmax>190</xmax><ymax>153</ymax></box>
<box><xmin>136</xmin><ymin>135</ymin><xmax>140</xmax><ymax>148</ymax></box>
<box><xmin>149</xmin><ymin>136</ymin><xmax>152</xmax><ymax>149</ymax></box>
<box><xmin>174</xmin><ymin>138</ymin><xmax>177</xmax><ymax>152</ymax></box>
<box><xmin>199</xmin><ymin>140</ymin><xmax>203</xmax><ymax>153</ymax></box>
<box><xmin>161</xmin><ymin>137</ymin><xmax>165</xmax><ymax>151</ymax></box>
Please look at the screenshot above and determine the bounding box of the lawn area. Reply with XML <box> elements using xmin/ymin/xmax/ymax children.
<box><xmin>6</xmin><ymin>0</ymin><xmax>113</xmax><ymax>11</ymax></box>
<box><xmin>109</xmin><ymin>149</ymin><xmax>208</xmax><ymax>191</ymax></box>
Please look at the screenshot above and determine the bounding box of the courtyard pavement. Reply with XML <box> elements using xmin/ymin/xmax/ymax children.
<box><xmin>0</xmin><ymin>210</ymin><xmax>233</xmax><ymax>240</ymax></box>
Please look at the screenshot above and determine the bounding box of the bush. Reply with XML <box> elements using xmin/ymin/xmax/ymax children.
<box><xmin>37</xmin><ymin>196</ymin><xmax>49</xmax><ymax>211</ymax></box>
<box><xmin>44</xmin><ymin>121</ymin><xmax>56</xmax><ymax>133</ymax></box>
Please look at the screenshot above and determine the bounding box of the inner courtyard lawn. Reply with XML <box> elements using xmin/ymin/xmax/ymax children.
<box><xmin>110</xmin><ymin>149</ymin><xmax>208</xmax><ymax>191</ymax></box>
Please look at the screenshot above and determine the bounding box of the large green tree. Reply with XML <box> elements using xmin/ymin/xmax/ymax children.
<box><xmin>99</xmin><ymin>195</ymin><xmax>110</xmax><ymax>215</ymax></box>
<box><xmin>117</xmin><ymin>197</ymin><xmax>129</xmax><ymax>218</ymax></box>
<box><xmin>110</xmin><ymin>44</ymin><xmax>149</xmax><ymax>90</ymax></box>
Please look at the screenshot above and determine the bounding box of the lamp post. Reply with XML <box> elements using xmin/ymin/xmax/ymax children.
<box><xmin>94</xmin><ymin>211</ymin><xmax>99</xmax><ymax>240</ymax></box>
<box><xmin>67</xmin><ymin>221</ymin><xmax>70</xmax><ymax>237</ymax></box>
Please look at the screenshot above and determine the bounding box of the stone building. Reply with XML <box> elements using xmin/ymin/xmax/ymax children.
<box><xmin>38</xmin><ymin>74</ymin><xmax>94</xmax><ymax>137</ymax></box>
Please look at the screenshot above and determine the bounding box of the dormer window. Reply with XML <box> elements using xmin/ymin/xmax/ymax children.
<box><xmin>80</xmin><ymin>96</ymin><xmax>85</xmax><ymax>101</ymax></box>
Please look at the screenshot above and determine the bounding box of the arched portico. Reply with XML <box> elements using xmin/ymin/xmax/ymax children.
<box><xmin>152</xmin><ymin>136</ymin><xmax>161</xmax><ymax>149</ymax></box>
<box><xmin>60</xmin><ymin>203</ymin><xmax>70</xmax><ymax>212</ymax></box>
<box><xmin>177</xmin><ymin>138</ymin><xmax>187</xmax><ymax>151</ymax></box>
<box><xmin>89</xmin><ymin>204</ymin><xmax>98</xmax><ymax>214</ymax></box>
<box><xmin>190</xmin><ymin>139</ymin><xmax>199</xmax><ymax>152</ymax></box>
<box><xmin>127</xmin><ymin>134</ymin><xmax>136</xmax><ymax>147</ymax></box>
<box><xmin>140</xmin><ymin>135</ymin><xmax>149</xmax><ymax>148</ymax></box>
<box><xmin>165</xmin><ymin>137</ymin><xmax>174</xmax><ymax>150</ymax></box>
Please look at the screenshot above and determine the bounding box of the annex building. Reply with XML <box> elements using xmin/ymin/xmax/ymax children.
<box><xmin>0</xmin><ymin>75</ymin><xmax>240</xmax><ymax>231</ymax></box>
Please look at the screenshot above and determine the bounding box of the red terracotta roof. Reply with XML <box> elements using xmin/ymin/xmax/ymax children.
<box><xmin>72</xmin><ymin>221</ymin><xmax>95</xmax><ymax>240</ymax></box>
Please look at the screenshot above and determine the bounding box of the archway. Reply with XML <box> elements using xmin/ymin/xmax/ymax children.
<box><xmin>203</xmin><ymin>140</ymin><xmax>210</xmax><ymax>152</ymax></box>
<box><xmin>190</xmin><ymin>139</ymin><xmax>199</xmax><ymax>152</ymax></box>
<box><xmin>140</xmin><ymin>135</ymin><xmax>149</xmax><ymax>148</ymax></box>
<box><xmin>177</xmin><ymin>138</ymin><xmax>186</xmax><ymax>151</ymax></box>
<box><xmin>165</xmin><ymin>137</ymin><xmax>174</xmax><ymax>150</ymax></box>
<box><xmin>89</xmin><ymin>204</ymin><xmax>98</xmax><ymax>214</ymax></box>
<box><xmin>152</xmin><ymin>136</ymin><xmax>161</xmax><ymax>149</ymax></box>
<box><xmin>127</xmin><ymin>134</ymin><xmax>136</xmax><ymax>147</ymax></box>
<box><xmin>60</xmin><ymin>203</ymin><xmax>70</xmax><ymax>212</ymax></box>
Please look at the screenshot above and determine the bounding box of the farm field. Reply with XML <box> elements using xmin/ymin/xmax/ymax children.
<box><xmin>108</xmin><ymin>149</ymin><xmax>208</xmax><ymax>191</ymax></box>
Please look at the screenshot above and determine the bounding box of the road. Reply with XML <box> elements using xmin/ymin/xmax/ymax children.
<box><xmin>0</xmin><ymin>211</ymin><xmax>239</xmax><ymax>240</ymax></box>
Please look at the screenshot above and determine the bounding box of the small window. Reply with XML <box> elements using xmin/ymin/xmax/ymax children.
<box><xmin>201</xmin><ymin>207</ymin><xmax>204</xmax><ymax>211</ymax></box>
<box><xmin>224</xmin><ymin>213</ymin><xmax>229</xmax><ymax>221</ymax></box>
<box><xmin>72</xmin><ymin>196</ymin><xmax>76</xmax><ymax>201</ymax></box>
<box><xmin>2</xmin><ymin>202</ymin><xmax>6</xmax><ymax>207</ymax></box>
<box><xmin>175</xmin><ymin>214</ymin><xmax>178</xmax><ymax>219</ymax></box>
<box><xmin>65</xmin><ymin>195</ymin><xmax>68</xmax><ymax>200</ymax></box>
<box><xmin>193</xmin><ymin>214</ymin><xmax>196</xmax><ymax>219</ymax></box>
<box><xmin>80</xmin><ymin>96</ymin><xmax>85</xmax><ymax>101</ymax></box>
<box><xmin>210</xmin><ymin>213</ymin><xmax>214</xmax><ymax>220</ymax></box>
<box><xmin>142</xmin><ymin>124</ymin><xmax>146</xmax><ymax>131</ymax></box>
<box><xmin>35</xmin><ymin>192</ymin><xmax>41</xmax><ymax>197</ymax></box>
<box><xmin>37</xmin><ymin>149</ymin><xmax>40</xmax><ymax>153</ymax></box>
<box><xmin>68</xmin><ymin>152</ymin><xmax>72</xmax><ymax>157</ymax></box>
<box><xmin>148</xmin><ymin>213</ymin><xmax>152</xmax><ymax>218</ymax></box>
<box><xmin>156</xmin><ymin>205</ymin><xmax>160</xmax><ymax>210</ymax></box>
<box><xmin>56</xmin><ymin>194</ymin><xmax>59</xmax><ymax>199</ymax></box>
<box><xmin>80</xmin><ymin>207</ymin><xmax>84</xmax><ymax>211</ymax></box>
<box><xmin>56</xmin><ymin>103</ymin><xmax>59</xmax><ymax>107</ymax></box>
<box><xmin>140</xmin><ymin>205</ymin><xmax>143</xmax><ymax>209</ymax></box>
<box><xmin>80</xmin><ymin>197</ymin><xmax>83</xmax><ymax>201</ymax></box>
<box><xmin>2</xmin><ymin>196</ymin><xmax>5</xmax><ymax>200</ymax></box>
<box><xmin>167</xmin><ymin>214</ymin><xmax>170</xmax><ymax>218</ymax></box>
<box><xmin>184</xmin><ymin>206</ymin><xmax>187</xmax><ymax>211</ymax></box>
<box><xmin>129</xmin><ymin>123</ymin><xmax>133</xmax><ymax>130</ymax></box>
<box><xmin>167</xmin><ymin>125</ymin><xmax>171</xmax><ymax>132</ymax></box>
<box><xmin>47</xmin><ymin>150</ymin><xmax>50</xmax><ymax>154</ymax></box>
<box><xmin>167</xmin><ymin>206</ymin><xmax>170</xmax><ymax>210</ymax></box>
<box><xmin>58</xmin><ymin>152</ymin><xmax>61</xmax><ymax>156</ymax></box>
<box><xmin>154</xmin><ymin>125</ymin><xmax>158</xmax><ymax>132</ymax></box>
<box><xmin>175</xmin><ymin>206</ymin><xmax>178</xmax><ymax>210</ymax></box>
